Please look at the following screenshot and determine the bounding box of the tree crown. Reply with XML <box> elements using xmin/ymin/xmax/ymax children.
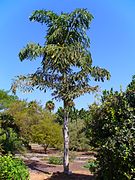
<box><xmin>12</xmin><ymin>9</ymin><xmax>110</xmax><ymax>102</ymax></box>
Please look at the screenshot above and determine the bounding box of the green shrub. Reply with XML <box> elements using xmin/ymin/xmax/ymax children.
<box><xmin>84</xmin><ymin>159</ymin><xmax>97</xmax><ymax>173</ymax></box>
<box><xmin>90</xmin><ymin>90</ymin><xmax>135</xmax><ymax>179</ymax></box>
<box><xmin>48</xmin><ymin>156</ymin><xmax>63</xmax><ymax>165</ymax></box>
<box><xmin>0</xmin><ymin>155</ymin><xmax>29</xmax><ymax>180</ymax></box>
<box><xmin>0</xmin><ymin>114</ymin><xmax>25</xmax><ymax>155</ymax></box>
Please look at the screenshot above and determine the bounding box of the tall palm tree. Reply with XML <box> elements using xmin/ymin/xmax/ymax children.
<box><xmin>45</xmin><ymin>100</ymin><xmax>55</xmax><ymax>112</ymax></box>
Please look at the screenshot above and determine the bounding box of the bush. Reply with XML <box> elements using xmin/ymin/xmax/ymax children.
<box><xmin>84</xmin><ymin>159</ymin><xmax>97</xmax><ymax>173</ymax></box>
<box><xmin>90</xmin><ymin>90</ymin><xmax>135</xmax><ymax>179</ymax></box>
<box><xmin>48</xmin><ymin>156</ymin><xmax>63</xmax><ymax>165</ymax></box>
<box><xmin>0</xmin><ymin>114</ymin><xmax>25</xmax><ymax>154</ymax></box>
<box><xmin>0</xmin><ymin>155</ymin><xmax>29</xmax><ymax>180</ymax></box>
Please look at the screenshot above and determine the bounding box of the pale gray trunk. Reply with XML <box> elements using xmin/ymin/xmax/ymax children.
<box><xmin>63</xmin><ymin>100</ymin><xmax>69</xmax><ymax>174</ymax></box>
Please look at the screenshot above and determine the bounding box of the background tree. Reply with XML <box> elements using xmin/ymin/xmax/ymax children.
<box><xmin>31</xmin><ymin>114</ymin><xmax>62</xmax><ymax>153</ymax></box>
<box><xmin>6</xmin><ymin>99</ymin><xmax>61</xmax><ymax>152</ymax></box>
<box><xmin>69</xmin><ymin>119</ymin><xmax>89</xmax><ymax>151</ymax></box>
<box><xmin>55</xmin><ymin>107</ymin><xmax>64</xmax><ymax>125</ymax></box>
<box><xmin>56</xmin><ymin>106</ymin><xmax>90</xmax><ymax>151</ymax></box>
<box><xmin>12</xmin><ymin>8</ymin><xmax>110</xmax><ymax>173</ymax></box>
<box><xmin>7</xmin><ymin>100</ymin><xmax>43</xmax><ymax>143</ymax></box>
<box><xmin>45</xmin><ymin>100</ymin><xmax>55</xmax><ymax>112</ymax></box>
<box><xmin>55</xmin><ymin>106</ymin><xmax>77</xmax><ymax>125</ymax></box>
<box><xmin>0</xmin><ymin>89</ymin><xmax>18</xmax><ymax>110</ymax></box>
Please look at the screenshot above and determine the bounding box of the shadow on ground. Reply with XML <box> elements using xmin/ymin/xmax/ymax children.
<box><xmin>25</xmin><ymin>149</ymin><xmax>94</xmax><ymax>179</ymax></box>
<box><xmin>82</xmin><ymin>151</ymin><xmax>96</xmax><ymax>157</ymax></box>
<box><xmin>47</xmin><ymin>172</ymin><xmax>94</xmax><ymax>180</ymax></box>
<box><xmin>25</xmin><ymin>160</ymin><xmax>54</xmax><ymax>174</ymax></box>
<box><xmin>31</xmin><ymin>147</ymin><xmax>59</xmax><ymax>154</ymax></box>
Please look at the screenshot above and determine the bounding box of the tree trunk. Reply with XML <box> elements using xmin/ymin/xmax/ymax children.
<box><xmin>63</xmin><ymin>100</ymin><xmax>69</xmax><ymax>174</ymax></box>
<box><xmin>43</xmin><ymin>144</ymin><xmax>48</xmax><ymax>154</ymax></box>
<box><xmin>6</xmin><ymin>129</ymin><xmax>10</xmax><ymax>143</ymax></box>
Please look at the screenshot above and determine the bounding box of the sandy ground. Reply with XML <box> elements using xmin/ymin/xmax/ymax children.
<box><xmin>30</xmin><ymin>172</ymin><xmax>51</xmax><ymax>180</ymax></box>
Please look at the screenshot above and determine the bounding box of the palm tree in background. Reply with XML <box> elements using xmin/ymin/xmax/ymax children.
<box><xmin>45</xmin><ymin>100</ymin><xmax>55</xmax><ymax>112</ymax></box>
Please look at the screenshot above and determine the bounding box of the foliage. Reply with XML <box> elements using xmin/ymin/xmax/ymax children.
<box><xmin>84</xmin><ymin>159</ymin><xmax>97</xmax><ymax>173</ymax></box>
<box><xmin>0</xmin><ymin>155</ymin><xmax>29</xmax><ymax>180</ymax></box>
<box><xmin>56</xmin><ymin>107</ymin><xmax>90</xmax><ymax>151</ymax></box>
<box><xmin>55</xmin><ymin>106</ymin><xmax>80</xmax><ymax>125</ymax></box>
<box><xmin>6</xmin><ymin>99</ymin><xmax>62</xmax><ymax>152</ymax></box>
<box><xmin>6</xmin><ymin>100</ymin><xmax>43</xmax><ymax>142</ymax></box>
<box><xmin>31</xmin><ymin>112</ymin><xmax>63</xmax><ymax>153</ymax></box>
<box><xmin>89</xmin><ymin>89</ymin><xmax>135</xmax><ymax>180</ymax></box>
<box><xmin>126</xmin><ymin>75</ymin><xmax>135</xmax><ymax>108</ymax></box>
<box><xmin>0</xmin><ymin>114</ymin><xmax>24</xmax><ymax>154</ymax></box>
<box><xmin>48</xmin><ymin>156</ymin><xmax>63</xmax><ymax>165</ymax></box>
<box><xmin>55</xmin><ymin>107</ymin><xmax>64</xmax><ymax>125</ymax></box>
<box><xmin>12</xmin><ymin>9</ymin><xmax>110</xmax><ymax>101</ymax></box>
<box><xmin>69</xmin><ymin>119</ymin><xmax>90</xmax><ymax>151</ymax></box>
<box><xmin>85</xmin><ymin>103</ymin><xmax>101</xmax><ymax>147</ymax></box>
<box><xmin>0</xmin><ymin>89</ymin><xmax>18</xmax><ymax>110</ymax></box>
<box><xmin>56</xmin><ymin>106</ymin><xmax>91</xmax><ymax>124</ymax></box>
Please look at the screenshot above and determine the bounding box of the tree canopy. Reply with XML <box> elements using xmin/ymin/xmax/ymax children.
<box><xmin>0</xmin><ymin>90</ymin><xmax>18</xmax><ymax>110</ymax></box>
<box><xmin>12</xmin><ymin>8</ymin><xmax>110</xmax><ymax>102</ymax></box>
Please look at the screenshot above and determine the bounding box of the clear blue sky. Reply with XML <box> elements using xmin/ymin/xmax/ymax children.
<box><xmin>0</xmin><ymin>0</ymin><xmax>135</xmax><ymax>110</ymax></box>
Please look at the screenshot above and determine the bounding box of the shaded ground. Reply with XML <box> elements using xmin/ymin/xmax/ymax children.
<box><xmin>27</xmin><ymin>159</ymin><xmax>94</xmax><ymax>180</ymax></box>
<box><xmin>25</xmin><ymin>159</ymin><xmax>91</xmax><ymax>174</ymax></box>
<box><xmin>30</xmin><ymin>172</ymin><xmax>94</xmax><ymax>180</ymax></box>
<box><xmin>18</xmin><ymin>144</ymin><xmax>95</xmax><ymax>180</ymax></box>
<box><xmin>49</xmin><ymin>172</ymin><xmax>93</xmax><ymax>180</ymax></box>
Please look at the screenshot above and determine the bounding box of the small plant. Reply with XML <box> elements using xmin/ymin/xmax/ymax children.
<box><xmin>84</xmin><ymin>159</ymin><xmax>97</xmax><ymax>173</ymax></box>
<box><xmin>0</xmin><ymin>155</ymin><xmax>29</xmax><ymax>180</ymax></box>
<box><xmin>48</xmin><ymin>156</ymin><xmax>63</xmax><ymax>165</ymax></box>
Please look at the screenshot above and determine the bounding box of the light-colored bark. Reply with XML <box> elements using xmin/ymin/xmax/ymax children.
<box><xmin>63</xmin><ymin>100</ymin><xmax>69</xmax><ymax>174</ymax></box>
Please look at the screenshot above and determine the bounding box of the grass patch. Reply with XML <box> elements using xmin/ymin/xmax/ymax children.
<box><xmin>48</xmin><ymin>156</ymin><xmax>63</xmax><ymax>165</ymax></box>
<box><xmin>83</xmin><ymin>159</ymin><xmax>97</xmax><ymax>173</ymax></box>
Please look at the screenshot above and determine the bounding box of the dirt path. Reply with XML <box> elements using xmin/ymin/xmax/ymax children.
<box><xmin>17</xmin><ymin>145</ymin><xmax>95</xmax><ymax>180</ymax></box>
<box><xmin>30</xmin><ymin>172</ymin><xmax>50</xmax><ymax>180</ymax></box>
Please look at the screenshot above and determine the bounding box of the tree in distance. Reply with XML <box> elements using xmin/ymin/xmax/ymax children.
<box><xmin>0</xmin><ymin>89</ymin><xmax>18</xmax><ymax>110</ymax></box>
<box><xmin>45</xmin><ymin>100</ymin><xmax>55</xmax><ymax>112</ymax></box>
<box><xmin>31</xmin><ymin>115</ymin><xmax>62</xmax><ymax>154</ymax></box>
<box><xmin>12</xmin><ymin>8</ymin><xmax>110</xmax><ymax>174</ymax></box>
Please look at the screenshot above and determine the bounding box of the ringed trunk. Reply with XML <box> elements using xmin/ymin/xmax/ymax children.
<box><xmin>63</xmin><ymin>100</ymin><xmax>69</xmax><ymax>174</ymax></box>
